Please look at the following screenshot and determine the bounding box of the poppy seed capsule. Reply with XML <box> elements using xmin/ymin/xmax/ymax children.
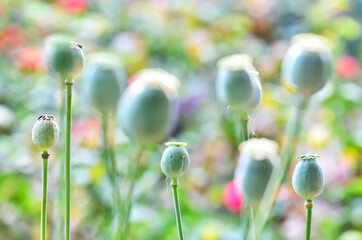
<box><xmin>46</xmin><ymin>36</ymin><xmax>84</xmax><ymax>79</ymax></box>
<box><xmin>32</xmin><ymin>115</ymin><xmax>59</xmax><ymax>150</ymax></box>
<box><xmin>216</xmin><ymin>54</ymin><xmax>262</xmax><ymax>112</ymax></box>
<box><xmin>292</xmin><ymin>154</ymin><xmax>325</xmax><ymax>200</ymax></box>
<box><xmin>161</xmin><ymin>142</ymin><xmax>190</xmax><ymax>178</ymax></box>
<box><xmin>282</xmin><ymin>34</ymin><xmax>333</xmax><ymax>96</ymax></box>
<box><xmin>239</xmin><ymin>138</ymin><xmax>280</xmax><ymax>206</ymax></box>
<box><xmin>118</xmin><ymin>81</ymin><xmax>172</xmax><ymax>146</ymax></box>
<box><xmin>85</xmin><ymin>61</ymin><xmax>127</xmax><ymax>113</ymax></box>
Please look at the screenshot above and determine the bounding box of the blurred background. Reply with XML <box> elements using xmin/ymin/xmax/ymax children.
<box><xmin>0</xmin><ymin>0</ymin><xmax>361</xmax><ymax>239</ymax></box>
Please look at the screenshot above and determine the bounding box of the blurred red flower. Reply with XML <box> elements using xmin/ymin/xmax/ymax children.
<box><xmin>336</xmin><ymin>55</ymin><xmax>360</xmax><ymax>80</ymax></box>
<box><xmin>14</xmin><ymin>47</ymin><xmax>43</xmax><ymax>71</ymax></box>
<box><xmin>58</xmin><ymin>0</ymin><xmax>88</xmax><ymax>13</ymax></box>
<box><xmin>0</xmin><ymin>24</ymin><xmax>23</xmax><ymax>52</ymax></box>
<box><xmin>222</xmin><ymin>180</ymin><xmax>243</xmax><ymax>213</ymax></box>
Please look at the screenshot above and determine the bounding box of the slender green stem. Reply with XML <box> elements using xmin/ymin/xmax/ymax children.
<box><xmin>41</xmin><ymin>150</ymin><xmax>49</xmax><ymax>240</ymax></box>
<box><xmin>171</xmin><ymin>178</ymin><xmax>184</xmax><ymax>240</ymax></box>
<box><xmin>123</xmin><ymin>148</ymin><xmax>143</xmax><ymax>239</ymax></box>
<box><xmin>101</xmin><ymin>113</ymin><xmax>122</xmax><ymax>239</ymax></box>
<box><xmin>240</xmin><ymin>112</ymin><xmax>249</xmax><ymax>142</ymax></box>
<box><xmin>255</xmin><ymin>94</ymin><xmax>309</xmax><ymax>236</ymax></box>
<box><xmin>250</xmin><ymin>206</ymin><xmax>258</xmax><ymax>240</ymax></box>
<box><xmin>305</xmin><ymin>200</ymin><xmax>313</xmax><ymax>240</ymax></box>
<box><xmin>65</xmin><ymin>81</ymin><xmax>73</xmax><ymax>240</ymax></box>
<box><xmin>240</xmin><ymin>206</ymin><xmax>250</xmax><ymax>240</ymax></box>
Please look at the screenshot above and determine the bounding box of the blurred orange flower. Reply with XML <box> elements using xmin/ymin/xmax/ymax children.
<box><xmin>14</xmin><ymin>47</ymin><xmax>43</xmax><ymax>71</ymax></box>
<box><xmin>58</xmin><ymin>0</ymin><xmax>88</xmax><ymax>13</ymax></box>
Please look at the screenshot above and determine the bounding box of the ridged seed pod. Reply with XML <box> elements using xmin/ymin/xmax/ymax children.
<box><xmin>292</xmin><ymin>154</ymin><xmax>325</xmax><ymax>200</ymax></box>
<box><xmin>32</xmin><ymin>115</ymin><xmax>59</xmax><ymax>150</ymax></box>
<box><xmin>216</xmin><ymin>54</ymin><xmax>262</xmax><ymax>112</ymax></box>
<box><xmin>238</xmin><ymin>138</ymin><xmax>280</xmax><ymax>206</ymax></box>
<box><xmin>282</xmin><ymin>34</ymin><xmax>333</xmax><ymax>96</ymax></box>
<box><xmin>161</xmin><ymin>142</ymin><xmax>190</xmax><ymax>178</ymax></box>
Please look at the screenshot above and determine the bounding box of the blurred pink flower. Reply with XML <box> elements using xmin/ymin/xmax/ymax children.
<box><xmin>222</xmin><ymin>180</ymin><xmax>243</xmax><ymax>213</ymax></box>
<box><xmin>72</xmin><ymin>118</ymin><xmax>100</xmax><ymax>149</ymax></box>
<box><xmin>58</xmin><ymin>0</ymin><xmax>88</xmax><ymax>13</ymax></box>
<box><xmin>14</xmin><ymin>47</ymin><xmax>43</xmax><ymax>71</ymax></box>
<box><xmin>336</xmin><ymin>55</ymin><xmax>360</xmax><ymax>80</ymax></box>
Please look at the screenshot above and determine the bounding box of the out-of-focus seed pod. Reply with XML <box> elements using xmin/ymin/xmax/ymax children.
<box><xmin>45</xmin><ymin>35</ymin><xmax>84</xmax><ymax>79</ymax></box>
<box><xmin>292</xmin><ymin>154</ymin><xmax>325</xmax><ymax>200</ymax></box>
<box><xmin>85</xmin><ymin>55</ymin><xmax>127</xmax><ymax>114</ymax></box>
<box><xmin>161</xmin><ymin>142</ymin><xmax>190</xmax><ymax>178</ymax></box>
<box><xmin>32</xmin><ymin>115</ymin><xmax>59</xmax><ymax>150</ymax></box>
<box><xmin>118</xmin><ymin>78</ymin><xmax>172</xmax><ymax>146</ymax></box>
<box><xmin>238</xmin><ymin>138</ymin><xmax>280</xmax><ymax>206</ymax></box>
<box><xmin>131</xmin><ymin>68</ymin><xmax>180</xmax><ymax>134</ymax></box>
<box><xmin>216</xmin><ymin>54</ymin><xmax>262</xmax><ymax>112</ymax></box>
<box><xmin>282</xmin><ymin>34</ymin><xmax>333</xmax><ymax>96</ymax></box>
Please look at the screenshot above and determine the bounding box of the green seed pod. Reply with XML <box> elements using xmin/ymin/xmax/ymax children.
<box><xmin>239</xmin><ymin>138</ymin><xmax>280</xmax><ymax>206</ymax></box>
<box><xmin>216</xmin><ymin>54</ymin><xmax>262</xmax><ymax>112</ymax></box>
<box><xmin>118</xmin><ymin>80</ymin><xmax>172</xmax><ymax>146</ymax></box>
<box><xmin>282</xmin><ymin>34</ymin><xmax>333</xmax><ymax>96</ymax></box>
<box><xmin>45</xmin><ymin>35</ymin><xmax>84</xmax><ymax>79</ymax></box>
<box><xmin>32</xmin><ymin>115</ymin><xmax>59</xmax><ymax>150</ymax></box>
<box><xmin>292</xmin><ymin>154</ymin><xmax>325</xmax><ymax>200</ymax></box>
<box><xmin>85</xmin><ymin>56</ymin><xmax>127</xmax><ymax>114</ymax></box>
<box><xmin>161</xmin><ymin>142</ymin><xmax>190</xmax><ymax>178</ymax></box>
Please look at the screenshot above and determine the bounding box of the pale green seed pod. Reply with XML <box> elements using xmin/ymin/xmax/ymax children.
<box><xmin>118</xmin><ymin>80</ymin><xmax>172</xmax><ymax>146</ymax></box>
<box><xmin>161</xmin><ymin>142</ymin><xmax>190</xmax><ymax>178</ymax></box>
<box><xmin>292</xmin><ymin>154</ymin><xmax>325</xmax><ymax>200</ymax></box>
<box><xmin>282</xmin><ymin>34</ymin><xmax>333</xmax><ymax>96</ymax></box>
<box><xmin>239</xmin><ymin>138</ymin><xmax>280</xmax><ymax>206</ymax></box>
<box><xmin>45</xmin><ymin>35</ymin><xmax>84</xmax><ymax>79</ymax></box>
<box><xmin>85</xmin><ymin>56</ymin><xmax>127</xmax><ymax>114</ymax></box>
<box><xmin>216</xmin><ymin>54</ymin><xmax>262</xmax><ymax>112</ymax></box>
<box><xmin>32</xmin><ymin>115</ymin><xmax>59</xmax><ymax>150</ymax></box>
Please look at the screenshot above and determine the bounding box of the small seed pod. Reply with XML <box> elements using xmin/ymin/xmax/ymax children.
<box><xmin>32</xmin><ymin>115</ymin><xmax>59</xmax><ymax>150</ymax></box>
<box><xmin>45</xmin><ymin>35</ymin><xmax>84</xmax><ymax>79</ymax></box>
<box><xmin>85</xmin><ymin>56</ymin><xmax>127</xmax><ymax>114</ymax></box>
<box><xmin>282</xmin><ymin>34</ymin><xmax>333</xmax><ymax>96</ymax></box>
<box><xmin>118</xmin><ymin>80</ymin><xmax>172</xmax><ymax>146</ymax></box>
<box><xmin>238</xmin><ymin>138</ymin><xmax>280</xmax><ymax>206</ymax></box>
<box><xmin>216</xmin><ymin>54</ymin><xmax>262</xmax><ymax>112</ymax></box>
<box><xmin>292</xmin><ymin>154</ymin><xmax>325</xmax><ymax>200</ymax></box>
<box><xmin>161</xmin><ymin>142</ymin><xmax>190</xmax><ymax>178</ymax></box>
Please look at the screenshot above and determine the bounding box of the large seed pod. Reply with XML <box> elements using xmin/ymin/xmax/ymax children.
<box><xmin>118</xmin><ymin>80</ymin><xmax>172</xmax><ymax>146</ymax></box>
<box><xmin>238</xmin><ymin>138</ymin><xmax>279</xmax><ymax>206</ymax></box>
<box><xmin>282</xmin><ymin>34</ymin><xmax>333</xmax><ymax>96</ymax></box>
<box><xmin>85</xmin><ymin>56</ymin><xmax>127</xmax><ymax>114</ymax></box>
<box><xmin>216</xmin><ymin>54</ymin><xmax>262</xmax><ymax>112</ymax></box>
<box><xmin>161</xmin><ymin>142</ymin><xmax>190</xmax><ymax>178</ymax></box>
<box><xmin>45</xmin><ymin>35</ymin><xmax>84</xmax><ymax>79</ymax></box>
<box><xmin>292</xmin><ymin>154</ymin><xmax>325</xmax><ymax>200</ymax></box>
<box><xmin>32</xmin><ymin>115</ymin><xmax>59</xmax><ymax>150</ymax></box>
<box><xmin>130</xmin><ymin>68</ymin><xmax>180</xmax><ymax>134</ymax></box>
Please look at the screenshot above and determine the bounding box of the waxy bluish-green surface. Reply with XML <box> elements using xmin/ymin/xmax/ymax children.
<box><xmin>292</xmin><ymin>156</ymin><xmax>325</xmax><ymax>200</ymax></box>
<box><xmin>241</xmin><ymin>154</ymin><xmax>273</xmax><ymax>205</ymax></box>
<box><xmin>119</xmin><ymin>84</ymin><xmax>172</xmax><ymax>146</ymax></box>
<box><xmin>161</xmin><ymin>144</ymin><xmax>190</xmax><ymax>178</ymax></box>
<box><xmin>216</xmin><ymin>55</ymin><xmax>262</xmax><ymax>112</ymax></box>
<box><xmin>48</xmin><ymin>40</ymin><xmax>84</xmax><ymax>79</ymax></box>
<box><xmin>86</xmin><ymin>63</ymin><xmax>127</xmax><ymax>113</ymax></box>
<box><xmin>32</xmin><ymin>115</ymin><xmax>59</xmax><ymax>150</ymax></box>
